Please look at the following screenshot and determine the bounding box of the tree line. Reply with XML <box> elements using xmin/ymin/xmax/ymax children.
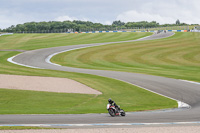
<box><xmin>0</xmin><ymin>20</ymin><xmax>196</xmax><ymax>33</ymax></box>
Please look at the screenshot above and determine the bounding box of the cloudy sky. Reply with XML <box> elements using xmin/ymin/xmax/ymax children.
<box><xmin>0</xmin><ymin>0</ymin><xmax>200</xmax><ymax>29</ymax></box>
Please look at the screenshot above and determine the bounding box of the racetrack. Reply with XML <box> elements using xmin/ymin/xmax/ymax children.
<box><xmin>3</xmin><ymin>32</ymin><xmax>200</xmax><ymax>127</ymax></box>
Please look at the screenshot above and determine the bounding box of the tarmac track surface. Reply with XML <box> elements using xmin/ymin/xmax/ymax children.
<box><xmin>2</xmin><ymin>32</ymin><xmax>200</xmax><ymax>127</ymax></box>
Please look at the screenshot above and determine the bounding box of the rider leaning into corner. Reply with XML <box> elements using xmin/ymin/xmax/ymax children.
<box><xmin>107</xmin><ymin>98</ymin><xmax>126</xmax><ymax>117</ymax></box>
<box><xmin>108</xmin><ymin>98</ymin><xmax>120</xmax><ymax>112</ymax></box>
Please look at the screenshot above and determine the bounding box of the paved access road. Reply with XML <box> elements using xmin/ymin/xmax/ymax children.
<box><xmin>2</xmin><ymin>32</ymin><xmax>200</xmax><ymax>127</ymax></box>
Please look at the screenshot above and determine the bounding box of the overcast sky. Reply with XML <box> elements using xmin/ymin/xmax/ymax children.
<box><xmin>0</xmin><ymin>0</ymin><xmax>200</xmax><ymax>29</ymax></box>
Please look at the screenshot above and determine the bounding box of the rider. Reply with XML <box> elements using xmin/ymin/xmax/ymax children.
<box><xmin>108</xmin><ymin>98</ymin><xmax>120</xmax><ymax>112</ymax></box>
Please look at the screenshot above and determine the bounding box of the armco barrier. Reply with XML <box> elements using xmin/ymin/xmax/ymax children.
<box><xmin>66</xmin><ymin>30</ymin><xmax>199</xmax><ymax>34</ymax></box>
<box><xmin>191</xmin><ymin>30</ymin><xmax>200</xmax><ymax>32</ymax></box>
<box><xmin>0</xmin><ymin>33</ymin><xmax>13</xmax><ymax>36</ymax></box>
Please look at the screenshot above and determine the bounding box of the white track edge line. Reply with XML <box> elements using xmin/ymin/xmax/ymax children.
<box><xmin>109</xmin><ymin>78</ymin><xmax>190</xmax><ymax>109</ymax></box>
<box><xmin>179</xmin><ymin>79</ymin><xmax>200</xmax><ymax>85</ymax></box>
<box><xmin>7</xmin><ymin>53</ymin><xmax>43</xmax><ymax>69</ymax></box>
<box><xmin>1</xmin><ymin>121</ymin><xmax>200</xmax><ymax>127</ymax></box>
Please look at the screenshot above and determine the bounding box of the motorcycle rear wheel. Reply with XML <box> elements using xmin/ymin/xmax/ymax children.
<box><xmin>120</xmin><ymin>109</ymin><xmax>126</xmax><ymax>116</ymax></box>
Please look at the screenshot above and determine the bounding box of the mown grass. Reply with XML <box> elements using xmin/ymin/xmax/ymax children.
<box><xmin>0</xmin><ymin>32</ymin><xmax>177</xmax><ymax>114</ymax></box>
<box><xmin>0</xmin><ymin>32</ymin><xmax>152</xmax><ymax>50</ymax></box>
<box><xmin>52</xmin><ymin>32</ymin><xmax>200</xmax><ymax>82</ymax></box>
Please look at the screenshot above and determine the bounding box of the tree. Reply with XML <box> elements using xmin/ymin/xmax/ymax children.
<box><xmin>24</xmin><ymin>22</ymin><xmax>37</xmax><ymax>32</ymax></box>
<box><xmin>176</xmin><ymin>19</ymin><xmax>180</xmax><ymax>25</ymax></box>
<box><xmin>1</xmin><ymin>19</ymin><xmax>192</xmax><ymax>33</ymax></box>
<box><xmin>16</xmin><ymin>24</ymin><xmax>26</xmax><ymax>32</ymax></box>
<box><xmin>112</xmin><ymin>20</ymin><xmax>125</xmax><ymax>26</ymax></box>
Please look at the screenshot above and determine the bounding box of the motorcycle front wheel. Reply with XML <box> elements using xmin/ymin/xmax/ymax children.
<box><xmin>109</xmin><ymin>109</ymin><xmax>115</xmax><ymax>117</ymax></box>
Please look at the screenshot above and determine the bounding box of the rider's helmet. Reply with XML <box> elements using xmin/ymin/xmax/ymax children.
<box><xmin>108</xmin><ymin>98</ymin><xmax>112</xmax><ymax>103</ymax></box>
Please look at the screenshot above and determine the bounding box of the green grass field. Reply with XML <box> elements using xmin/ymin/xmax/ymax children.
<box><xmin>0</xmin><ymin>126</ymin><xmax>56</xmax><ymax>130</ymax></box>
<box><xmin>0</xmin><ymin>32</ymin><xmax>177</xmax><ymax>114</ymax></box>
<box><xmin>52</xmin><ymin>32</ymin><xmax>200</xmax><ymax>82</ymax></box>
<box><xmin>0</xmin><ymin>32</ymin><xmax>152</xmax><ymax>50</ymax></box>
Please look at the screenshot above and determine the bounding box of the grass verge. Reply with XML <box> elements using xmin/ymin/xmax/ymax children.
<box><xmin>0</xmin><ymin>126</ymin><xmax>56</xmax><ymax>130</ymax></box>
<box><xmin>51</xmin><ymin>32</ymin><xmax>200</xmax><ymax>82</ymax></box>
<box><xmin>0</xmin><ymin>32</ymin><xmax>152</xmax><ymax>50</ymax></box>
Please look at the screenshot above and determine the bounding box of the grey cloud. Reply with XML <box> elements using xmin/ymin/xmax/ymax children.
<box><xmin>0</xmin><ymin>0</ymin><xmax>199</xmax><ymax>29</ymax></box>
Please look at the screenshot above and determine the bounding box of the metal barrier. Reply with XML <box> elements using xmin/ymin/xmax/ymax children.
<box><xmin>0</xmin><ymin>33</ymin><xmax>13</xmax><ymax>36</ymax></box>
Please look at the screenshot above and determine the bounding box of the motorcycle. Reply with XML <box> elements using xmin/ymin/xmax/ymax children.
<box><xmin>107</xmin><ymin>103</ymin><xmax>126</xmax><ymax>117</ymax></box>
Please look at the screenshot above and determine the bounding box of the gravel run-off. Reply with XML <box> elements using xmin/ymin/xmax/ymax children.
<box><xmin>0</xmin><ymin>74</ymin><xmax>102</xmax><ymax>95</ymax></box>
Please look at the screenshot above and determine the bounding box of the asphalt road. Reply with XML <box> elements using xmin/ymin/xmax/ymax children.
<box><xmin>2</xmin><ymin>32</ymin><xmax>200</xmax><ymax>127</ymax></box>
